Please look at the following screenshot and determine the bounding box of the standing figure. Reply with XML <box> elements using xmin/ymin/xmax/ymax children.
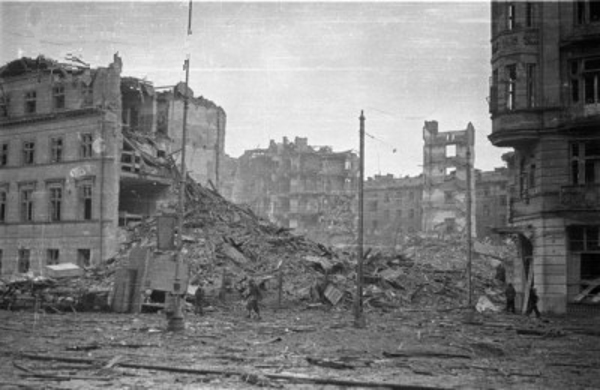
<box><xmin>194</xmin><ymin>285</ymin><xmax>204</xmax><ymax>316</ymax></box>
<box><xmin>245</xmin><ymin>278</ymin><xmax>262</xmax><ymax>320</ymax></box>
<box><xmin>526</xmin><ymin>287</ymin><xmax>541</xmax><ymax>318</ymax></box>
<box><xmin>505</xmin><ymin>283</ymin><xmax>516</xmax><ymax>313</ymax></box>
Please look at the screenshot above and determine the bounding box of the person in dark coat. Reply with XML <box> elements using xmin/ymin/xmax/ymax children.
<box><xmin>505</xmin><ymin>283</ymin><xmax>516</xmax><ymax>313</ymax></box>
<box><xmin>525</xmin><ymin>287</ymin><xmax>541</xmax><ymax>318</ymax></box>
<box><xmin>245</xmin><ymin>278</ymin><xmax>262</xmax><ymax>320</ymax></box>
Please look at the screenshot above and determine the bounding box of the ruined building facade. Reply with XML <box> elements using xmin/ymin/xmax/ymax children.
<box><xmin>232</xmin><ymin>137</ymin><xmax>359</xmax><ymax>247</ymax></box>
<box><xmin>489</xmin><ymin>1</ymin><xmax>600</xmax><ymax>313</ymax></box>
<box><xmin>0</xmin><ymin>56</ymin><xmax>226</xmax><ymax>275</ymax></box>
<box><xmin>422</xmin><ymin>121</ymin><xmax>477</xmax><ymax>236</ymax></box>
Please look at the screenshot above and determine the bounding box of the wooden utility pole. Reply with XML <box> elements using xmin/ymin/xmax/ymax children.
<box><xmin>168</xmin><ymin>0</ymin><xmax>193</xmax><ymax>332</ymax></box>
<box><xmin>466</xmin><ymin>146</ymin><xmax>473</xmax><ymax>308</ymax></box>
<box><xmin>355</xmin><ymin>111</ymin><xmax>366</xmax><ymax>328</ymax></box>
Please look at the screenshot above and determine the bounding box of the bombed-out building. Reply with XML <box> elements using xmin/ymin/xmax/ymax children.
<box><xmin>232</xmin><ymin>137</ymin><xmax>359</xmax><ymax>247</ymax></box>
<box><xmin>489</xmin><ymin>1</ymin><xmax>600</xmax><ymax>313</ymax></box>
<box><xmin>0</xmin><ymin>55</ymin><xmax>226</xmax><ymax>275</ymax></box>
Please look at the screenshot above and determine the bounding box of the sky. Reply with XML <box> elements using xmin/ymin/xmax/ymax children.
<box><xmin>0</xmin><ymin>1</ymin><xmax>511</xmax><ymax>177</ymax></box>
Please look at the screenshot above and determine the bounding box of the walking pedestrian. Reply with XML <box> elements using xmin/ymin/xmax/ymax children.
<box><xmin>525</xmin><ymin>287</ymin><xmax>541</xmax><ymax>318</ymax></box>
<box><xmin>505</xmin><ymin>283</ymin><xmax>516</xmax><ymax>313</ymax></box>
<box><xmin>245</xmin><ymin>278</ymin><xmax>262</xmax><ymax>320</ymax></box>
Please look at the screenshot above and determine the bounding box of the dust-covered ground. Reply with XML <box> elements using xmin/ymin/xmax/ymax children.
<box><xmin>1</xmin><ymin>304</ymin><xmax>599</xmax><ymax>390</ymax></box>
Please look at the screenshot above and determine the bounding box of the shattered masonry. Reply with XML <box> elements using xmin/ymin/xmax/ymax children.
<box><xmin>0</xmin><ymin>55</ymin><xmax>227</xmax><ymax>274</ymax></box>
<box><xmin>231</xmin><ymin>137</ymin><xmax>359</xmax><ymax>247</ymax></box>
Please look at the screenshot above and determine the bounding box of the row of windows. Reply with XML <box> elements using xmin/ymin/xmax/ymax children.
<box><xmin>0</xmin><ymin>133</ymin><xmax>94</xmax><ymax>167</ymax></box>
<box><xmin>0</xmin><ymin>248</ymin><xmax>91</xmax><ymax>275</ymax></box>
<box><xmin>0</xmin><ymin>180</ymin><xmax>94</xmax><ymax>223</ymax></box>
<box><xmin>0</xmin><ymin>82</ymin><xmax>93</xmax><ymax>118</ymax></box>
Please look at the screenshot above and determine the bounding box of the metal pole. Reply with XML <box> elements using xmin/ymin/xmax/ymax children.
<box><xmin>168</xmin><ymin>0</ymin><xmax>192</xmax><ymax>332</ymax></box>
<box><xmin>355</xmin><ymin>111</ymin><xmax>366</xmax><ymax>328</ymax></box>
<box><xmin>466</xmin><ymin>146</ymin><xmax>473</xmax><ymax>308</ymax></box>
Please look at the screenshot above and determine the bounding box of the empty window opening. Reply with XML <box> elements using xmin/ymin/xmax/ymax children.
<box><xmin>22</xmin><ymin>141</ymin><xmax>35</xmax><ymax>165</ymax></box>
<box><xmin>0</xmin><ymin>143</ymin><xmax>7</xmax><ymax>166</ymax></box>
<box><xmin>81</xmin><ymin>183</ymin><xmax>93</xmax><ymax>220</ymax></box>
<box><xmin>47</xmin><ymin>249</ymin><xmax>60</xmax><ymax>266</ymax></box>
<box><xmin>82</xmin><ymin>82</ymin><xmax>93</xmax><ymax>107</ymax></box>
<box><xmin>446</xmin><ymin>144</ymin><xmax>457</xmax><ymax>157</ymax></box>
<box><xmin>20</xmin><ymin>187</ymin><xmax>34</xmax><ymax>221</ymax></box>
<box><xmin>25</xmin><ymin>91</ymin><xmax>36</xmax><ymax>114</ymax></box>
<box><xmin>527</xmin><ymin>64</ymin><xmax>537</xmax><ymax>108</ymax></box>
<box><xmin>0</xmin><ymin>96</ymin><xmax>8</xmax><ymax>117</ymax></box>
<box><xmin>48</xmin><ymin>186</ymin><xmax>63</xmax><ymax>221</ymax></box>
<box><xmin>78</xmin><ymin>249</ymin><xmax>91</xmax><ymax>267</ymax></box>
<box><xmin>0</xmin><ymin>190</ymin><xmax>6</xmax><ymax>222</ymax></box>
<box><xmin>507</xmin><ymin>3</ymin><xmax>515</xmax><ymax>30</ymax></box>
<box><xmin>80</xmin><ymin>133</ymin><xmax>93</xmax><ymax>158</ymax></box>
<box><xmin>53</xmin><ymin>85</ymin><xmax>65</xmax><ymax>110</ymax></box>
<box><xmin>18</xmin><ymin>249</ymin><xmax>30</xmax><ymax>273</ymax></box>
<box><xmin>50</xmin><ymin>137</ymin><xmax>63</xmax><ymax>163</ymax></box>
<box><xmin>571</xmin><ymin>141</ymin><xmax>600</xmax><ymax>185</ymax></box>
<box><xmin>526</xmin><ymin>2</ymin><xmax>534</xmax><ymax>27</ymax></box>
<box><xmin>506</xmin><ymin>65</ymin><xmax>517</xmax><ymax>110</ymax></box>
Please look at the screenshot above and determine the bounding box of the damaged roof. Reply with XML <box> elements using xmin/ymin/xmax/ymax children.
<box><xmin>0</xmin><ymin>56</ymin><xmax>89</xmax><ymax>79</ymax></box>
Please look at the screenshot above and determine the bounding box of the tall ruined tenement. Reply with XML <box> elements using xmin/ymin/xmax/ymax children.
<box><xmin>364</xmin><ymin>174</ymin><xmax>423</xmax><ymax>249</ymax></box>
<box><xmin>0</xmin><ymin>55</ymin><xmax>226</xmax><ymax>275</ymax></box>
<box><xmin>489</xmin><ymin>1</ymin><xmax>600</xmax><ymax>314</ymax></box>
<box><xmin>232</xmin><ymin>137</ymin><xmax>359</xmax><ymax>247</ymax></box>
<box><xmin>421</xmin><ymin>121</ymin><xmax>476</xmax><ymax>237</ymax></box>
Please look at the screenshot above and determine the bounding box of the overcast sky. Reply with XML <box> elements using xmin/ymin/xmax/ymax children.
<box><xmin>1</xmin><ymin>1</ymin><xmax>510</xmax><ymax>177</ymax></box>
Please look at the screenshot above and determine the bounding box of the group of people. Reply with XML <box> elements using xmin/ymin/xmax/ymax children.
<box><xmin>505</xmin><ymin>283</ymin><xmax>541</xmax><ymax>318</ymax></box>
<box><xmin>193</xmin><ymin>278</ymin><xmax>263</xmax><ymax>319</ymax></box>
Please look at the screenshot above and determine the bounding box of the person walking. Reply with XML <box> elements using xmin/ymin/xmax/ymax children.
<box><xmin>526</xmin><ymin>287</ymin><xmax>541</xmax><ymax>318</ymax></box>
<box><xmin>505</xmin><ymin>283</ymin><xmax>516</xmax><ymax>314</ymax></box>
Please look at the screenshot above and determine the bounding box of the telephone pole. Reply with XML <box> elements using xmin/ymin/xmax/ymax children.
<box><xmin>168</xmin><ymin>0</ymin><xmax>193</xmax><ymax>332</ymax></box>
<box><xmin>466</xmin><ymin>146</ymin><xmax>473</xmax><ymax>308</ymax></box>
<box><xmin>355</xmin><ymin>111</ymin><xmax>366</xmax><ymax>328</ymax></box>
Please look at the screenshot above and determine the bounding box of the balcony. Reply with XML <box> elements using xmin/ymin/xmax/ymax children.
<box><xmin>560</xmin><ymin>185</ymin><xmax>600</xmax><ymax>209</ymax></box>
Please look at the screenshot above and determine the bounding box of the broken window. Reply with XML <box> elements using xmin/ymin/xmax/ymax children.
<box><xmin>571</xmin><ymin>57</ymin><xmax>600</xmax><ymax>105</ymax></box>
<box><xmin>53</xmin><ymin>85</ymin><xmax>65</xmax><ymax>110</ymax></box>
<box><xmin>25</xmin><ymin>91</ymin><xmax>36</xmax><ymax>114</ymax></box>
<box><xmin>0</xmin><ymin>96</ymin><xmax>8</xmax><ymax>117</ymax></box>
<box><xmin>22</xmin><ymin>141</ymin><xmax>35</xmax><ymax>165</ymax></box>
<box><xmin>571</xmin><ymin>61</ymin><xmax>580</xmax><ymax>104</ymax></box>
<box><xmin>50</xmin><ymin>137</ymin><xmax>63</xmax><ymax>163</ymax></box>
<box><xmin>0</xmin><ymin>189</ymin><xmax>6</xmax><ymax>222</ymax></box>
<box><xmin>0</xmin><ymin>143</ymin><xmax>8</xmax><ymax>166</ymax></box>
<box><xmin>80</xmin><ymin>133</ymin><xmax>93</xmax><ymax>158</ymax></box>
<box><xmin>48</xmin><ymin>185</ymin><xmax>63</xmax><ymax>221</ymax></box>
<box><xmin>507</xmin><ymin>3</ymin><xmax>515</xmax><ymax>30</ymax></box>
<box><xmin>47</xmin><ymin>249</ymin><xmax>60</xmax><ymax>266</ymax></box>
<box><xmin>79</xmin><ymin>182</ymin><xmax>93</xmax><ymax>220</ymax></box>
<box><xmin>526</xmin><ymin>2</ymin><xmax>534</xmax><ymax>27</ymax></box>
<box><xmin>571</xmin><ymin>141</ymin><xmax>600</xmax><ymax>184</ymax></box>
<box><xmin>445</xmin><ymin>144</ymin><xmax>457</xmax><ymax>157</ymax></box>
<box><xmin>506</xmin><ymin>64</ymin><xmax>517</xmax><ymax>110</ymax></box>
<box><xmin>18</xmin><ymin>249</ymin><xmax>30</xmax><ymax>273</ymax></box>
<box><xmin>78</xmin><ymin>249</ymin><xmax>91</xmax><ymax>267</ymax></box>
<box><xmin>444</xmin><ymin>191</ymin><xmax>453</xmax><ymax>204</ymax></box>
<box><xmin>526</xmin><ymin>64</ymin><xmax>537</xmax><ymax>108</ymax></box>
<box><xmin>576</xmin><ymin>0</ymin><xmax>600</xmax><ymax>24</ymax></box>
<box><xmin>20</xmin><ymin>184</ymin><xmax>34</xmax><ymax>222</ymax></box>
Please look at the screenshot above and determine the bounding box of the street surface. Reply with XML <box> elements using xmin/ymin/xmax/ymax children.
<box><xmin>1</xmin><ymin>306</ymin><xmax>599</xmax><ymax>389</ymax></box>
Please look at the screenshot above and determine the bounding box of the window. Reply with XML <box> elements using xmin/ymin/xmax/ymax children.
<box><xmin>446</xmin><ymin>144</ymin><xmax>456</xmax><ymax>157</ymax></box>
<box><xmin>53</xmin><ymin>85</ymin><xmax>65</xmax><ymax>110</ymax></box>
<box><xmin>80</xmin><ymin>133</ymin><xmax>93</xmax><ymax>158</ymax></box>
<box><xmin>571</xmin><ymin>141</ymin><xmax>600</xmax><ymax>185</ymax></box>
<box><xmin>82</xmin><ymin>82</ymin><xmax>93</xmax><ymax>107</ymax></box>
<box><xmin>526</xmin><ymin>2</ymin><xmax>534</xmax><ymax>27</ymax></box>
<box><xmin>571</xmin><ymin>57</ymin><xmax>600</xmax><ymax>105</ymax></box>
<box><xmin>490</xmin><ymin>69</ymin><xmax>499</xmax><ymax>112</ymax></box>
<box><xmin>526</xmin><ymin>64</ymin><xmax>537</xmax><ymax>108</ymax></box>
<box><xmin>0</xmin><ymin>189</ymin><xmax>6</xmax><ymax>222</ymax></box>
<box><xmin>25</xmin><ymin>91</ymin><xmax>36</xmax><ymax>114</ymax></box>
<box><xmin>576</xmin><ymin>0</ymin><xmax>600</xmax><ymax>24</ymax></box>
<box><xmin>506</xmin><ymin>64</ymin><xmax>517</xmax><ymax>110</ymax></box>
<box><xmin>78</xmin><ymin>249</ymin><xmax>91</xmax><ymax>267</ymax></box>
<box><xmin>20</xmin><ymin>185</ymin><xmax>34</xmax><ymax>221</ymax></box>
<box><xmin>47</xmin><ymin>249</ymin><xmax>60</xmax><ymax>266</ymax></box>
<box><xmin>18</xmin><ymin>249</ymin><xmax>30</xmax><ymax>273</ymax></box>
<box><xmin>444</xmin><ymin>191</ymin><xmax>453</xmax><ymax>204</ymax></box>
<box><xmin>0</xmin><ymin>96</ymin><xmax>8</xmax><ymax>117</ymax></box>
<box><xmin>80</xmin><ymin>182</ymin><xmax>93</xmax><ymax>220</ymax></box>
<box><xmin>48</xmin><ymin>185</ymin><xmax>63</xmax><ymax>221</ymax></box>
<box><xmin>529</xmin><ymin>164</ymin><xmax>536</xmax><ymax>189</ymax></box>
<box><xmin>569</xmin><ymin>226</ymin><xmax>600</xmax><ymax>251</ymax></box>
<box><xmin>22</xmin><ymin>141</ymin><xmax>35</xmax><ymax>165</ymax></box>
<box><xmin>50</xmin><ymin>137</ymin><xmax>63</xmax><ymax>163</ymax></box>
<box><xmin>0</xmin><ymin>143</ymin><xmax>8</xmax><ymax>166</ymax></box>
<box><xmin>507</xmin><ymin>3</ymin><xmax>515</xmax><ymax>30</ymax></box>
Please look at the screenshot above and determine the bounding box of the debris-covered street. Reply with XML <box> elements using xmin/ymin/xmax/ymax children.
<box><xmin>1</xmin><ymin>305</ymin><xmax>599</xmax><ymax>389</ymax></box>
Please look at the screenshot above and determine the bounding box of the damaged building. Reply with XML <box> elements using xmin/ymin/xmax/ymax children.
<box><xmin>0</xmin><ymin>55</ymin><xmax>226</xmax><ymax>275</ymax></box>
<box><xmin>422</xmin><ymin>121</ymin><xmax>477</xmax><ymax>236</ymax></box>
<box><xmin>489</xmin><ymin>1</ymin><xmax>600</xmax><ymax>313</ymax></box>
<box><xmin>232</xmin><ymin>137</ymin><xmax>359</xmax><ymax>247</ymax></box>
